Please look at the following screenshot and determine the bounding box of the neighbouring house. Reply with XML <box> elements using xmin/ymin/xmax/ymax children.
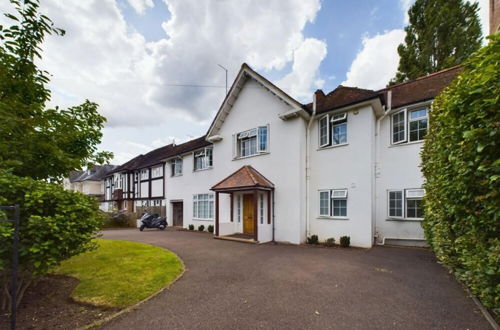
<box><xmin>64</xmin><ymin>164</ymin><xmax>118</xmax><ymax>210</ymax></box>
<box><xmin>105</xmin><ymin>63</ymin><xmax>461</xmax><ymax>247</ymax></box>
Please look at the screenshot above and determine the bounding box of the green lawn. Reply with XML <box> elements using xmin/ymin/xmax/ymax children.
<box><xmin>54</xmin><ymin>239</ymin><xmax>183</xmax><ymax>308</ymax></box>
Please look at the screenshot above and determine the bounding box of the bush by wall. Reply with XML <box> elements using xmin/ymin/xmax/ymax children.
<box><xmin>188</xmin><ymin>224</ymin><xmax>194</xmax><ymax>231</ymax></box>
<box><xmin>207</xmin><ymin>225</ymin><xmax>214</xmax><ymax>233</ymax></box>
<box><xmin>198</xmin><ymin>225</ymin><xmax>205</xmax><ymax>232</ymax></box>
<box><xmin>307</xmin><ymin>235</ymin><xmax>319</xmax><ymax>244</ymax></box>
<box><xmin>339</xmin><ymin>236</ymin><xmax>350</xmax><ymax>248</ymax></box>
<box><xmin>324</xmin><ymin>238</ymin><xmax>335</xmax><ymax>247</ymax></box>
<box><xmin>421</xmin><ymin>34</ymin><xmax>500</xmax><ymax>313</ymax></box>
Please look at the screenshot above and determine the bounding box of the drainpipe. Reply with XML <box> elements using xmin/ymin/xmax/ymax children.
<box><xmin>305</xmin><ymin>92</ymin><xmax>318</xmax><ymax>240</ymax></box>
<box><xmin>374</xmin><ymin>90</ymin><xmax>391</xmax><ymax>245</ymax></box>
<box><xmin>272</xmin><ymin>191</ymin><xmax>276</xmax><ymax>242</ymax></box>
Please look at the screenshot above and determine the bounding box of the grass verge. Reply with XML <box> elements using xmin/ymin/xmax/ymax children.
<box><xmin>54</xmin><ymin>239</ymin><xmax>183</xmax><ymax>308</ymax></box>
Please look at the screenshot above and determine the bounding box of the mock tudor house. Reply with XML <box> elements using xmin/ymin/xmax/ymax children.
<box><xmin>106</xmin><ymin>63</ymin><xmax>461</xmax><ymax>247</ymax></box>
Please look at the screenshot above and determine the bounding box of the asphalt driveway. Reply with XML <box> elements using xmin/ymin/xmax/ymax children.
<box><xmin>101</xmin><ymin>229</ymin><xmax>489</xmax><ymax>330</ymax></box>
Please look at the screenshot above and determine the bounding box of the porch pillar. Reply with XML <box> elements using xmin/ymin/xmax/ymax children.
<box><xmin>215</xmin><ymin>191</ymin><xmax>220</xmax><ymax>236</ymax></box>
<box><xmin>253</xmin><ymin>190</ymin><xmax>258</xmax><ymax>241</ymax></box>
<box><xmin>230</xmin><ymin>193</ymin><xmax>233</xmax><ymax>222</ymax></box>
<box><xmin>267</xmin><ymin>190</ymin><xmax>271</xmax><ymax>224</ymax></box>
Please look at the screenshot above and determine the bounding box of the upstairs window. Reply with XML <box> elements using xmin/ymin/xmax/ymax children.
<box><xmin>140</xmin><ymin>169</ymin><xmax>149</xmax><ymax>180</ymax></box>
<box><xmin>391</xmin><ymin>107</ymin><xmax>428</xmax><ymax>144</ymax></box>
<box><xmin>151</xmin><ymin>165</ymin><xmax>163</xmax><ymax>178</ymax></box>
<box><xmin>236</xmin><ymin>125</ymin><xmax>269</xmax><ymax>158</ymax></box>
<box><xmin>318</xmin><ymin>113</ymin><xmax>348</xmax><ymax>148</ymax></box>
<box><xmin>171</xmin><ymin>158</ymin><xmax>183</xmax><ymax>176</ymax></box>
<box><xmin>194</xmin><ymin>147</ymin><xmax>213</xmax><ymax>171</ymax></box>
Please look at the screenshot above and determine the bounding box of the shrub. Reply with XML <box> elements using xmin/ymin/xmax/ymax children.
<box><xmin>421</xmin><ymin>34</ymin><xmax>500</xmax><ymax>312</ymax></box>
<box><xmin>340</xmin><ymin>236</ymin><xmax>350</xmax><ymax>248</ymax></box>
<box><xmin>102</xmin><ymin>210</ymin><xmax>131</xmax><ymax>228</ymax></box>
<box><xmin>198</xmin><ymin>225</ymin><xmax>205</xmax><ymax>232</ymax></box>
<box><xmin>324</xmin><ymin>238</ymin><xmax>335</xmax><ymax>247</ymax></box>
<box><xmin>307</xmin><ymin>235</ymin><xmax>319</xmax><ymax>244</ymax></box>
<box><xmin>188</xmin><ymin>224</ymin><xmax>194</xmax><ymax>231</ymax></box>
<box><xmin>0</xmin><ymin>170</ymin><xmax>103</xmax><ymax>310</ymax></box>
<box><xmin>207</xmin><ymin>225</ymin><xmax>214</xmax><ymax>233</ymax></box>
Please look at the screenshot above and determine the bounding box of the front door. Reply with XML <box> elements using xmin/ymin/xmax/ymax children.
<box><xmin>243</xmin><ymin>194</ymin><xmax>254</xmax><ymax>234</ymax></box>
<box><xmin>172</xmin><ymin>202</ymin><xmax>183</xmax><ymax>227</ymax></box>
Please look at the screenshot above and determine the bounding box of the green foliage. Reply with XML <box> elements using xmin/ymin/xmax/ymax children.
<box><xmin>102</xmin><ymin>211</ymin><xmax>134</xmax><ymax>228</ymax></box>
<box><xmin>421</xmin><ymin>34</ymin><xmax>500</xmax><ymax>312</ymax></box>
<box><xmin>207</xmin><ymin>225</ymin><xmax>214</xmax><ymax>233</ymax></box>
<box><xmin>188</xmin><ymin>224</ymin><xmax>194</xmax><ymax>231</ymax></box>
<box><xmin>339</xmin><ymin>236</ymin><xmax>350</xmax><ymax>248</ymax></box>
<box><xmin>0</xmin><ymin>170</ymin><xmax>103</xmax><ymax>308</ymax></box>
<box><xmin>390</xmin><ymin>0</ymin><xmax>482</xmax><ymax>85</ymax></box>
<box><xmin>198</xmin><ymin>225</ymin><xmax>205</xmax><ymax>232</ymax></box>
<box><xmin>307</xmin><ymin>235</ymin><xmax>319</xmax><ymax>244</ymax></box>
<box><xmin>324</xmin><ymin>238</ymin><xmax>335</xmax><ymax>247</ymax></box>
<box><xmin>0</xmin><ymin>0</ymin><xmax>112</xmax><ymax>180</ymax></box>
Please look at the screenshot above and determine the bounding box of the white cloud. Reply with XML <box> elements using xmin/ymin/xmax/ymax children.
<box><xmin>18</xmin><ymin>0</ymin><xmax>324</xmax><ymax>129</ymax></box>
<box><xmin>399</xmin><ymin>0</ymin><xmax>414</xmax><ymax>24</ymax></box>
<box><xmin>127</xmin><ymin>0</ymin><xmax>154</xmax><ymax>15</ymax></box>
<box><xmin>276</xmin><ymin>38</ymin><xmax>327</xmax><ymax>99</ymax></box>
<box><xmin>343</xmin><ymin>29</ymin><xmax>405</xmax><ymax>90</ymax></box>
<box><xmin>473</xmin><ymin>0</ymin><xmax>490</xmax><ymax>40</ymax></box>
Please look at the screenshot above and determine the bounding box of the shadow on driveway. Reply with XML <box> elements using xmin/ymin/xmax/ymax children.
<box><xmin>101</xmin><ymin>228</ymin><xmax>489</xmax><ymax>330</ymax></box>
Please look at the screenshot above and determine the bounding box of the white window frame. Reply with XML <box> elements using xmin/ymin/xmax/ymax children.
<box><xmin>331</xmin><ymin>189</ymin><xmax>348</xmax><ymax>217</ymax></box>
<box><xmin>151</xmin><ymin>165</ymin><xmax>163</xmax><ymax>178</ymax></box>
<box><xmin>319</xmin><ymin>115</ymin><xmax>330</xmax><ymax>147</ymax></box>
<box><xmin>194</xmin><ymin>147</ymin><xmax>213</xmax><ymax>171</ymax></box>
<box><xmin>236</xmin><ymin>126</ymin><xmax>269</xmax><ymax>158</ymax></box>
<box><xmin>140</xmin><ymin>169</ymin><xmax>149</xmax><ymax>180</ymax></box>
<box><xmin>408</xmin><ymin>108</ymin><xmax>428</xmax><ymax>142</ymax></box>
<box><xmin>193</xmin><ymin>193</ymin><xmax>214</xmax><ymax>220</ymax></box>
<box><xmin>331</xmin><ymin>113</ymin><xmax>347</xmax><ymax>123</ymax></box>
<box><xmin>171</xmin><ymin>158</ymin><xmax>183</xmax><ymax>176</ymax></box>
<box><xmin>405</xmin><ymin>189</ymin><xmax>425</xmax><ymax>220</ymax></box>
<box><xmin>391</xmin><ymin>109</ymin><xmax>407</xmax><ymax>145</ymax></box>
<box><xmin>319</xmin><ymin>190</ymin><xmax>330</xmax><ymax>216</ymax></box>
<box><xmin>387</xmin><ymin>190</ymin><xmax>404</xmax><ymax>219</ymax></box>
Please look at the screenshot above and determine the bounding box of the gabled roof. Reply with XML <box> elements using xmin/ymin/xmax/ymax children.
<box><xmin>69</xmin><ymin>164</ymin><xmax>119</xmax><ymax>183</ymax></box>
<box><xmin>378</xmin><ymin>66</ymin><xmax>462</xmax><ymax>109</ymax></box>
<box><xmin>206</xmin><ymin>63</ymin><xmax>307</xmax><ymax>138</ymax></box>
<box><xmin>211</xmin><ymin>165</ymin><xmax>274</xmax><ymax>192</ymax></box>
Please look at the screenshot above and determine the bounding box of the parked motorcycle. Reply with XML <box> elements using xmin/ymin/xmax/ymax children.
<box><xmin>139</xmin><ymin>212</ymin><xmax>167</xmax><ymax>231</ymax></box>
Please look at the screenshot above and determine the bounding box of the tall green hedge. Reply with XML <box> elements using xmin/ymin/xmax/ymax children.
<box><xmin>421</xmin><ymin>34</ymin><xmax>500</xmax><ymax>313</ymax></box>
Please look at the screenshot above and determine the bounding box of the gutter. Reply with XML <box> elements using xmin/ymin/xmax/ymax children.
<box><xmin>374</xmin><ymin>90</ymin><xmax>391</xmax><ymax>245</ymax></box>
<box><xmin>305</xmin><ymin>93</ymin><xmax>317</xmax><ymax>239</ymax></box>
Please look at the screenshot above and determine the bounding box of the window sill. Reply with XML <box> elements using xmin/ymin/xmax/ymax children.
<box><xmin>192</xmin><ymin>218</ymin><xmax>214</xmax><ymax>222</ymax></box>
<box><xmin>317</xmin><ymin>143</ymin><xmax>348</xmax><ymax>151</ymax></box>
<box><xmin>386</xmin><ymin>217</ymin><xmax>423</xmax><ymax>222</ymax></box>
<box><xmin>193</xmin><ymin>167</ymin><xmax>213</xmax><ymax>172</ymax></box>
<box><xmin>389</xmin><ymin>140</ymin><xmax>424</xmax><ymax>148</ymax></box>
<box><xmin>317</xmin><ymin>216</ymin><xmax>349</xmax><ymax>220</ymax></box>
<box><xmin>171</xmin><ymin>174</ymin><xmax>183</xmax><ymax>177</ymax></box>
<box><xmin>233</xmin><ymin>152</ymin><xmax>270</xmax><ymax>161</ymax></box>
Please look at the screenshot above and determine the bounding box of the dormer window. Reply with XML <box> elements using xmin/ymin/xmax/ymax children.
<box><xmin>194</xmin><ymin>147</ymin><xmax>213</xmax><ymax>171</ymax></box>
<box><xmin>235</xmin><ymin>125</ymin><xmax>269</xmax><ymax>158</ymax></box>
<box><xmin>319</xmin><ymin>112</ymin><xmax>348</xmax><ymax>148</ymax></box>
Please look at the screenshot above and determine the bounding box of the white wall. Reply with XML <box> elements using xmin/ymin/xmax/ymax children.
<box><xmin>374</xmin><ymin>111</ymin><xmax>426</xmax><ymax>245</ymax></box>
<box><xmin>151</xmin><ymin>179</ymin><xmax>163</xmax><ymax>197</ymax></box>
<box><xmin>308</xmin><ymin>106</ymin><xmax>376</xmax><ymax>248</ymax></box>
<box><xmin>165</xmin><ymin>78</ymin><xmax>306</xmax><ymax>243</ymax></box>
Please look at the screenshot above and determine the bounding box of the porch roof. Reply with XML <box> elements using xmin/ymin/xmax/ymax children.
<box><xmin>211</xmin><ymin>165</ymin><xmax>274</xmax><ymax>192</ymax></box>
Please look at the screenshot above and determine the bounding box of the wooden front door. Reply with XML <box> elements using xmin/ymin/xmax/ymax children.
<box><xmin>172</xmin><ymin>202</ymin><xmax>183</xmax><ymax>227</ymax></box>
<box><xmin>243</xmin><ymin>194</ymin><xmax>254</xmax><ymax>234</ymax></box>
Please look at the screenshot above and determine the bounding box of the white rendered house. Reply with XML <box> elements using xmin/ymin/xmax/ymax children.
<box><xmin>110</xmin><ymin>63</ymin><xmax>461</xmax><ymax>247</ymax></box>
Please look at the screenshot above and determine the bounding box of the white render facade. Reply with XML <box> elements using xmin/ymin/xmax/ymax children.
<box><xmin>109</xmin><ymin>64</ymin><xmax>459</xmax><ymax>247</ymax></box>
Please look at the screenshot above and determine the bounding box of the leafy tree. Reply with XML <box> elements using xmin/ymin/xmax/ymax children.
<box><xmin>0</xmin><ymin>170</ymin><xmax>103</xmax><ymax>311</ymax></box>
<box><xmin>390</xmin><ymin>0</ymin><xmax>482</xmax><ymax>85</ymax></box>
<box><xmin>421</xmin><ymin>34</ymin><xmax>499</xmax><ymax>313</ymax></box>
<box><xmin>0</xmin><ymin>0</ymin><xmax>112</xmax><ymax>181</ymax></box>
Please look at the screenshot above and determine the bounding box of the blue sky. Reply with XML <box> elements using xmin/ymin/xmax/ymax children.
<box><xmin>1</xmin><ymin>0</ymin><xmax>488</xmax><ymax>165</ymax></box>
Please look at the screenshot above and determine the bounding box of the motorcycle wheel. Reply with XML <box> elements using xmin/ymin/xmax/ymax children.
<box><xmin>159</xmin><ymin>225</ymin><xmax>165</xmax><ymax>230</ymax></box>
<box><xmin>140</xmin><ymin>225</ymin><xmax>145</xmax><ymax>231</ymax></box>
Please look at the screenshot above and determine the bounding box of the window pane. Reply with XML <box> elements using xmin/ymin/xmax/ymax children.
<box><xmin>332</xmin><ymin>199</ymin><xmax>347</xmax><ymax>217</ymax></box>
<box><xmin>319</xmin><ymin>117</ymin><xmax>328</xmax><ymax>146</ymax></box>
<box><xmin>389</xmin><ymin>191</ymin><xmax>403</xmax><ymax>217</ymax></box>
<box><xmin>392</xmin><ymin>112</ymin><xmax>405</xmax><ymax>143</ymax></box>
<box><xmin>258</xmin><ymin>126</ymin><xmax>268</xmax><ymax>151</ymax></box>
<box><xmin>319</xmin><ymin>191</ymin><xmax>329</xmax><ymax>215</ymax></box>
<box><xmin>332</xmin><ymin>123</ymin><xmax>347</xmax><ymax>145</ymax></box>
<box><xmin>406</xmin><ymin>199</ymin><xmax>423</xmax><ymax>218</ymax></box>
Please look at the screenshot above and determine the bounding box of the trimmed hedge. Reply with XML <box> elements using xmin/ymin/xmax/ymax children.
<box><xmin>421</xmin><ymin>34</ymin><xmax>500</xmax><ymax>313</ymax></box>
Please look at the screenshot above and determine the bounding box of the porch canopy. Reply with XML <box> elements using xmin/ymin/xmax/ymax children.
<box><xmin>211</xmin><ymin>165</ymin><xmax>274</xmax><ymax>241</ymax></box>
